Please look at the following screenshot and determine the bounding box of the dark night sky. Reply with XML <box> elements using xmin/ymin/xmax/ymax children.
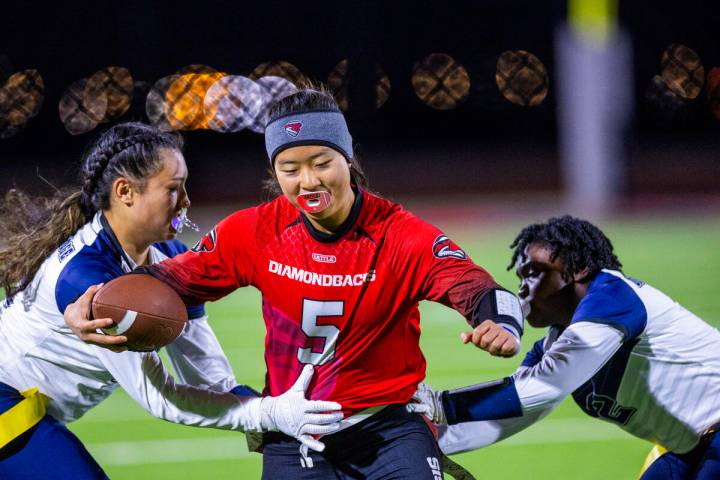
<box><xmin>2</xmin><ymin>0</ymin><xmax>719</xmax><ymax>199</ymax></box>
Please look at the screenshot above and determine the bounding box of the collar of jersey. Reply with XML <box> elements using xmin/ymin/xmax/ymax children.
<box><xmin>98</xmin><ymin>212</ymin><xmax>137</xmax><ymax>271</ymax></box>
<box><xmin>300</xmin><ymin>186</ymin><xmax>364</xmax><ymax>243</ymax></box>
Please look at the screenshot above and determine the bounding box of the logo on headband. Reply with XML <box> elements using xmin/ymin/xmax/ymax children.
<box><xmin>284</xmin><ymin>121</ymin><xmax>303</xmax><ymax>137</ymax></box>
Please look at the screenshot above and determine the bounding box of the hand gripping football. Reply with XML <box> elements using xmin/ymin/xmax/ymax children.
<box><xmin>91</xmin><ymin>274</ymin><xmax>187</xmax><ymax>352</ymax></box>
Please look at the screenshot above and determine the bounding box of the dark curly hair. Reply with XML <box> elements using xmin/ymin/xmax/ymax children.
<box><xmin>507</xmin><ymin>215</ymin><xmax>622</xmax><ymax>279</ymax></box>
<box><xmin>0</xmin><ymin>122</ymin><xmax>183</xmax><ymax>298</ymax></box>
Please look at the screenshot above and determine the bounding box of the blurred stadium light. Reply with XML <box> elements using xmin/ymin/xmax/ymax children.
<box><xmin>248</xmin><ymin>76</ymin><xmax>298</xmax><ymax>133</ymax></box>
<box><xmin>411</xmin><ymin>53</ymin><xmax>470</xmax><ymax>110</ymax></box>
<box><xmin>85</xmin><ymin>66</ymin><xmax>134</xmax><ymax>123</ymax></box>
<box><xmin>249</xmin><ymin>60</ymin><xmax>307</xmax><ymax>88</ymax></box>
<box><xmin>176</xmin><ymin>64</ymin><xmax>219</xmax><ymax>75</ymax></box>
<box><xmin>165</xmin><ymin>72</ymin><xmax>225</xmax><ymax>130</ymax></box>
<box><xmin>660</xmin><ymin>44</ymin><xmax>704</xmax><ymax>100</ymax></box>
<box><xmin>204</xmin><ymin>75</ymin><xmax>266</xmax><ymax>133</ymax></box>
<box><xmin>1</xmin><ymin>0</ymin><xmax>718</xmax><ymax>205</ymax></box>
<box><xmin>556</xmin><ymin>0</ymin><xmax>632</xmax><ymax>216</ymax></box>
<box><xmin>0</xmin><ymin>70</ymin><xmax>44</xmax><ymax>139</ymax></box>
<box><xmin>146</xmin><ymin>75</ymin><xmax>179</xmax><ymax>132</ymax></box>
<box><xmin>59</xmin><ymin>77</ymin><xmax>107</xmax><ymax>135</ymax></box>
<box><xmin>328</xmin><ymin>59</ymin><xmax>391</xmax><ymax>112</ymax></box>
<box><xmin>495</xmin><ymin>50</ymin><xmax>549</xmax><ymax>107</ymax></box>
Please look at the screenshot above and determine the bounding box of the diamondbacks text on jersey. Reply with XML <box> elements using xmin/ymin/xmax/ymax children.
<box><xmin>147</xmin><ymin>188</ymin><xmax>520</xmax><ymax>417</ymax></box>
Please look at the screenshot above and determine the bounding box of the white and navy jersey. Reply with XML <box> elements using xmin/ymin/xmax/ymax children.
<box><xmin>0</xmin><ymin>213</ymin><xmax>264</xmax><ymax>432</ymax></box>
<box><xmin>439</xmin><ymin>269</ymin><xmax>720</xmax><ymax>454</ymax></box>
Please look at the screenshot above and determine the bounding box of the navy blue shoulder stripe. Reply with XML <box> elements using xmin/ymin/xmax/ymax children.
<box><xmin>571</xmin><ymin>272</ymin><xmax>647</xmax><ymax>340</ymax></box>
<box><xmin>152</xmin><ymin>239</ymin><xmax>189</xmax><ymax>258</ymax></box>
<box><xmin>521</xmin><ymin>338</ymin><xmax>546</xmax><ymax>368</ymax></box>
<box><xmin>55</xmin><ymin>234</ymin><xmax>125</xmax><ymax>314</ymax></box>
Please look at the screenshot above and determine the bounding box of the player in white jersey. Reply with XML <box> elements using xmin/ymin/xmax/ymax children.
<box><xmin>409</xmin><ymin>216</ymin><xmax>720</xmax><ymax>479</ymax></box>
<box><xmin>0</xmin><ymin>122</ymin><xmax>342</xmax><ymax>479</ymax></box>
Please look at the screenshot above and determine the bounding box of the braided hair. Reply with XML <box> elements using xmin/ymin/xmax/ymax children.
<box><xmin>507</xmin><ymin>215</ymin><xmax>622</xmax><ymax>279</ymax></box>
<box><xmin>0</xmin><ymin>122</ymin><xmax>183</xmax><ymax>298</ymax></box>
<box><xmin>79</xmin><ymin>123</ymin><xmax>183</xmax><ymax>214</ymax></box>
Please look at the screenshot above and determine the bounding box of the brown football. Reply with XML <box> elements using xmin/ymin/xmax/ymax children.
<box><xmin>91</xmin><ymin>274</ymin><xmax>187</xmax><ymax>352</ymax></box>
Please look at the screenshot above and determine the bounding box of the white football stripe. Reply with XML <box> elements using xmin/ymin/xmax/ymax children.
<box><xmin>115</xmin><ymin>310</ymin><xmax>138</xmax><ymax>335</ymax></box>
<box><xmin>102</xmin><ymin>309</ymin><xmax>137</xmax><ymax>335</ymax></box>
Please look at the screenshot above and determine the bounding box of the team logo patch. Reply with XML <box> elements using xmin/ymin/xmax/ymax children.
<box><xmin>312</xmin><ymin>252</ymin><xmax>337</xmax><ymax>264</ymax></box>
<box><xmin>191</xmin><ymin>227</ymin><xmax>217</xmax><ymax>253</ymax></box>
<box><xmin>57</xmin><ymin>238</ymin><xmax>75</xmax><ymax>262</ymax></box>
<box><xmin>284</xmin><ymin>121</ymin><xmax>303</xmax><ymax>137</ymax></box>
<box><xmin>432</xmin><ymin>234</ymin><xmax>466</xmax><ymax>260</ymax></box>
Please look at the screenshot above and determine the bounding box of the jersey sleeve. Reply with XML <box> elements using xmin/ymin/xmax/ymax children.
<box><xmin>163</xmin><ymin>314</ymin><xmax>238</xmax><ymax>392</ymax></box>
<box><xmin>438</xmin><ymin>403</ymin><xmax>557</xmax><ymax>454</ymax></box>
<box><xmin>143</xmin><ymin>209</ymin><xmax>258</xmax><ymax>305</ymax></box>
<box><xmin>55</xmin><ymin>252</ymin><xmax>123</xmax><ymax>314</ymax></box>
<box><xmin>440</xmin><ymin>322</ymin><xmax>624</xmax><ymax>425</ymax></box>
<box><xmin>94</xmin><ymin>346</ymin><xmax>265</xmax><ymax>432</ymax></box>
<box><xmin>390</xmin><ymin>213</ymin><xmax>501</xmax><ymax>321</ymax></box>
<box><xmin>519</xmin><ymin>337</ymin><xmax>546</xmax><ymax>368</ymax></box>
<box><xmin>153</xmin><ymin>239</ymin><xmax>206</xmax><ymax>319</ymax></box>
<box><xmin>571</xmin><ymin>272</ymin><xmax>647</xmax><ymax>340</ymax></box>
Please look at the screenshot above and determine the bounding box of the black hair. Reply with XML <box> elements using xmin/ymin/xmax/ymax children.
<box><xmin>0</xmin><ymin>122</ymin><xmax>183</xmax><ymax>297</ymax></box>
<box><xmin>262</xmin><ymin>86</ymin><xmax>368</xmax><ymax>199</ymax></box>
<box><xmin>508</xmin><ymin>215</ymin><xmax>622</xmax><ymax>278</ymax></box>
<box><xmin>79</xmin><ymin>122</ymin><xmax>184</xmax><ymax>213</ymax></box>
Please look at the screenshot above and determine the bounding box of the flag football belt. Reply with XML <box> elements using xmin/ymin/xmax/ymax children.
<box><xmin>0</xmin><ymin>387</ymin><xmax>48</xmax><ymax>450</ymax></box>
<box><xmin>638</xmin><ymin>444</ymin><xmax>668</xmax><ymax>478</ymax></box>
<box><xmin>704</xmin><ymin>421</ymin><xmax>720</xmax><ymax>439</ymax></box>
<box><xmin>637</xmin><ymin>422</ymin><xmax>720</xmax><ymax>478</ymax></box>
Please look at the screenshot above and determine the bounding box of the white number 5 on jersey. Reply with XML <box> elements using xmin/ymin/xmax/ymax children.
<box><xmin>297</xmin><ymin>299</ymin><xmax>343</xmax><ymax>366</ymax></box>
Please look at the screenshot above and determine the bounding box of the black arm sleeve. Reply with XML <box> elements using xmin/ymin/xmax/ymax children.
<box><xmin>470</xmin><ymin>288</ymin><xmax>524</xmax><ymax>337</ymax></box>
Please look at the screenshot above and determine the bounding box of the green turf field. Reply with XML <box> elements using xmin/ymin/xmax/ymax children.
<box><xmin>67</xmin><ymin>215</ymin><xmax>720</xmax><ymax>479</ymax></box>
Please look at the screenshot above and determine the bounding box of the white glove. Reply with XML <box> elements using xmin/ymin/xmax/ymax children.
<box><xmin>260</xmin><ymin>364</ymin><xmax>343</xmax><ymax>452</ymax></box>
<box><xmin>406</xmin><ymin>382</ymin><xmax>447</xmax><ymax>425</ymax></box>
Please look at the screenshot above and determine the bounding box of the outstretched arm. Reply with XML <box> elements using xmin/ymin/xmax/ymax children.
<box><xmin>95</xmin><ymin>348</ymin><xmax>342</xmax><ymax>452</ymax></box>
<box><xmin>391</xmin><ymin>214</ymin><xmax>524</xmax><ymax>357</ymax></box>
<box><xmin>438</xmin><ymin>403</ymin><xmax>557</xmax><ymax>454</ymax></box>
<box><xmin>140</xmin><ymin>211</ymin><xmax>256</xmax><ymax>305</ymax></box>
<box><xmin>163</xmin><ymin>313</ymin><xmax>237</xmax><ymax>392</ymax></box>
<box><xmin>410</xmin><ymin>322</ymin><xmax>624</xmax><ymax>452</ymax></box>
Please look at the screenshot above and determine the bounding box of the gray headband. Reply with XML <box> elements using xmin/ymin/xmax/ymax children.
<box><xmin>264</xmin><ymin>110</ymin><xmax>353</xmax><ymax>163</ymax></box>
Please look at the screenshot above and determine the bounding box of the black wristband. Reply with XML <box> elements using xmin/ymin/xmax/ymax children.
<box><xmin>471</xmin><ymin>288</ymin><xmax>524</xmax><ymax>336</ymax></box>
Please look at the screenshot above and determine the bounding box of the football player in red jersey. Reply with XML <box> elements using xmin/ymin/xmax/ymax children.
<box><xmin>66</xmin><ymin>88</ymin><xmax>524</xmax><ymax>479</ymax></box>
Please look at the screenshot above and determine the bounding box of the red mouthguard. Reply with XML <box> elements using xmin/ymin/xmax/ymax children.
<box><xmin>297</xmin><ymin>191</ymin><xmax>332</xmax><ymax>214</ymax></box>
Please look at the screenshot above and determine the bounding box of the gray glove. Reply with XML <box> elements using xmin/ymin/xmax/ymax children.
<box><xmin>406</xmin><ymin>382</ymin><xmax>446</xmax><ymax>425</ymax></box>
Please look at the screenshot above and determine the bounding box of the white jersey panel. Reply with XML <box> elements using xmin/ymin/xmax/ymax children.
<box><xmin>0</xmin><ymin>214</ymin><xmax>247</xmax><ymax>430</ymax></box>
<box><xmin>0</xmin><ymin>216</ymin><xmax>117</xmax><ymax>421</ymax></box>
<box><xmin>603</xmin><ymin>270</ymin><xmax>720</xmax><ymax>452</ymax></box>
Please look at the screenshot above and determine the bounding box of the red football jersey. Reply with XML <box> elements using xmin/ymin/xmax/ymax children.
<box><xmin>150</xmin><ymin>189</ymin><xmax>500</xmax><ymax>415</ymax></box>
